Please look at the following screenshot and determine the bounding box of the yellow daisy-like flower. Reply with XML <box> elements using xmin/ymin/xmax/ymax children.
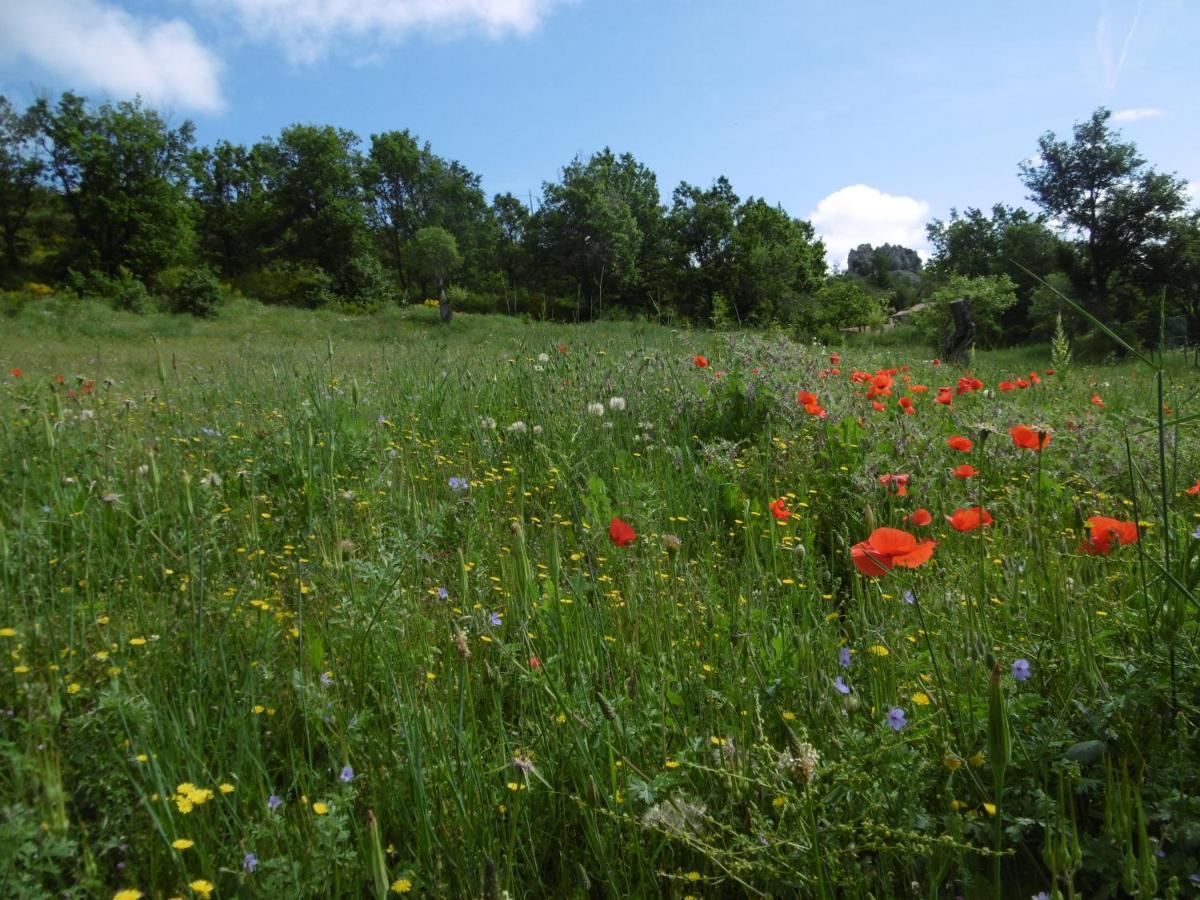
<box><xmin>968</xmin><ymin>751</ymin><xmax>986</xmax><ymax>768</ymax></box>
<box><xmin>782</xmin><ymin>711</ymin><xmax>796</xmax><ymax>721</ymax></box>
<box><xmin>171</xmin><ymin>838</ymin><xmax>194</xmax><ymax>850</ymax></box>
<box><xmin>772</xmin><ymin>795</ymin><xmax>788</xmax><ymax>808</ymax></box>
<box><xmin>983</xmin><ymin>802</ymin><xmax>998</xmax><ymax>817</ymax></box>
<box><xmin>312</xmin><ymin>801</ymin><xmax>329</xmax><ymax>815</ymax></box>
<box><xmin>113</xmin><ymin>890</ymin><xmax>143</xmax><ymax>900</ymax></box>
<box><xmin>684</xmin><ymin>871</ymin><xmax>702</xmax><ymax>882</ymax></box>
<box><xmin>867</xmin><ymin>645</ymin><xmax>889</xmax><ymax>657</ymax></box>
<box><xmin>944</xmin><ymin>755</ymin><xmax>963</xmax><ymax>771</ymax></box>
<box><xmin>0</xmin><ymin>627</ymin><xmax>16</xmax><ymax>637</ymax></box>
<box><xmin>664</xmin><ymin>760</ymin><xmax>680</xmax><ymax>769</ymax></box>
<box><xmin>390</xmin><ymin>879</ymin><xmax>413</xmax><ymax>894</ymax></box>
<box><xmin>218</xmin><ymin>783</ymin><xmax>235</xmax><ymax>794</ymax></box>
<box><xmin>912</xmin><ymin>692</ymin><xmax>931</xmax><ymax>706</ymax></box>
<box><xmin>129</xmin><ymin>637</ymin><xmax>147</xmax><ymax>646</ymax></box>
<box><xmin>188</xmin><ymin>879</ymin><xmax>214</xmax><ymax>898</ymax></box>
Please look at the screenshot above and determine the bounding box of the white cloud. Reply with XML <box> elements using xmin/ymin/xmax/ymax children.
<box><xmin>809</xmin><ymin>184</ymin><xmax>931</xmax><ymax>268</ymax></box>
<box><xmin>1112</xmin><ymin>107</ymin><xmax>1164</xmax><ymax>122</ymax></box>
<box><xmin>207</xmin><ymin>0</ymin><xmax>559</xmax><ymax>64</ymax></box>
<box><xmin>0</xmin><ymin>0</ymin><xmax>224</xmax><ymax>112</ymax></box>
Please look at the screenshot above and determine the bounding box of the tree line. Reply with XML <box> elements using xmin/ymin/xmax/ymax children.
<box><xmin>1</xmin><ymin>93</ymin><xmax>1196</xmax><ymax>347</ymax></box>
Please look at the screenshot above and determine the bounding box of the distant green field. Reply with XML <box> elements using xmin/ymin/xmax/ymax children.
<box><xmin>1</xmin><ymin>302</ymin><xmax>1198</xmax><ymax>898</ymax></box>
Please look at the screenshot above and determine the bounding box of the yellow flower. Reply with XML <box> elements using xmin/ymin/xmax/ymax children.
<box><xmin>113</xmin><ymin>891</ymin><xmax>143</xmax><ymax>900</ymax></box>
<box><xmin>983</xmin><ymin>802</ymin><xmax>997</xmax><ymax>817</ymax></box>
<box><xmin>312</xmin><ymin>801</ymin><xmax>329</xmax><ymax>815</ymax></box>
<box><xmin>171</xmin><ymin>838</ymin><xmax>194</xmax><ymax>850</ymax></box>
<box><xmin>867</xmin><ymin>645</ymin><xmax>889</xmax><ymax>657</ymax></box>
<box><xmin>944</xmin><ymin>755</ymin><xmax>963</xmax><ymax>771</ymax></box>
<box><xmin>772</xmin><ymin>795</ymin><xmax>788</xmax><ymax>808</ymax></box>
<box><xmin>129</xmin><ymin>637</ymin><xmax>147</xmax><ymax>646</ymax></box>
<box><xmin>782</xmin><ymin>711</ymin><xmax>796</xmax><ymax>721</ymax></box>
<box><xmin>912</xmin><ymin>692</ymin><xmax>931</xmax><ymax>706</ymax></box>
<box><xmin>189</xmin><ymin>880</ymin><xmax>214</xmax><ymax>898</ymax></box>
<box><xmin>684</xmin><ymin>871</ymin><xmax>702</xmax><ymax>882</ymax></box>
<box><xmin>390</xmin><ymin>879</ymin><xmax>413</xmax><ymax>894</ymax></box>
<box><xmin>968</xmin><ymin>751</ymin><xmax>986</xmax><ymax>768</ymax></box>
<box><xmin>0</xmin><ymin>627</ymin><xmax>15</xmax><ymax>637</ymax></box>
<box><xmin>664</xmin><ymin>760</ymin><xmax>680</xmax><ymax>769</ymax></box>
<box><xmin>219</xmin><ymin>783</ymin><xmax>235</xmax><ymax>794</ymax></box>
<box><xmin>67</xmin><ymin>683</ymin><xmax>82</xmax><ymax>694</ymax></box>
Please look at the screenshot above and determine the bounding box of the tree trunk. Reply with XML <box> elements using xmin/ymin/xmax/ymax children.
<box><xmin>942</xmin><ymin>297</ymin><xmax>976</xmax><ymax>364</ymax></box>
<box><xmin>437</xmin><ymin>275</ymin><xmax>451</xmax><ymax>324</ymax></box>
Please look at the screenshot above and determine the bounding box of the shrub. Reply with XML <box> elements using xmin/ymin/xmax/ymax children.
<box><xmin>238</xmin><ymin>261</ymin><xmax>334</xmax><ymax>308</ymax></box>
<box><xmin>68</xmin><ymin>267</ymin><xmax>155</xmax><ymax>314</ymax></box>
<box><xmin>333</xmin><ymin>254</ymin><xmax>395</xmax><ymax>311</ymax></box>
<box><xmin>913</xmin><ymin>274</ymin><xmax>1018</xmax><ymax>348</ymax></box>
<box><xmin>169</xmin><ymin>266</ymin><xmax>224</xmax><ymax>318</ymax></box>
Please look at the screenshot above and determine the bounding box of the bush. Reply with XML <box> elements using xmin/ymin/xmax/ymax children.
<box><xmin>333</xmin><ymin>254</ymin><xmax>395</xmax><ymax>311</ymax></box>
<box><xmin>238</xmin><ymin>261</ymin><xmax>334</xmax><ymax>308</ymax></box>
<box><xmin>68</xmin><ymin>267</ymin><xmax>155</xmax><ymax>314</ymax></box>
<box><xmin>169</xmin><ymin>266</ymin><xmax>224</xmax><ymax>318</ymax></box>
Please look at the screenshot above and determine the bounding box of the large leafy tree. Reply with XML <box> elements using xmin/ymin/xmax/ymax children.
<box><xmin>190</xmin><ymin>140</ymin><xmax>273</xmax><ymax>278</ymax></box>
<box><xmin>0</xmin><ymin>96</ymin><xmax>45</xmax><ymax>272</ymax></box>
<box><xmin>526</xmin><ymin>148</ymin><xmax>662</xmax><ymax>318</ymax></box>
<box><xmin>1019</xmin><ymin>108</ymin><xmax>1189</xmax><ymax>316</ymax></box>
<box><xmin>34</xmin><ymin>92</ymin><xmax>196</xmax><ymax>279</ymax></box>
<box><xmin>728</xmin><ymin>198</ymin><xmax>826</xmax><ymax>323</ymax></box>
<box><xmin>408</xmin><ymin>226</ymin><xmax>461</xmax><ymax>322</ymax></box>
<box><xmin>260</xmin><ymin>124</ymin><xmax>370</xmax><ymax>280</ymax></box>
<box><xmin>666</xmin><ymin>177</ymin><xmax>739</xmax><ymax>320</ymax></box>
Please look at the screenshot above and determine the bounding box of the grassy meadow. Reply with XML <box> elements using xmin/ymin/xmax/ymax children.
<box><xmin>1</xmin><ymin>299</ymin><xmax>1199</xmax><ymax>898</ymax></box>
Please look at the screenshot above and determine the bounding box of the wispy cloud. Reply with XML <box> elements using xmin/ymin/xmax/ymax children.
<box><xmin>1096</xmin><ymin>0</ymin><xmax>1145</xmax><ymax>92</ymax></box>
<box><xmin>809</xmin><ymin>185</ymin><xmax>931</xmax><ymax>268</ymax></box>
<box><xmin>1112</xmin><ymin>107</ymin><xmax>1164</xmax><ymax>122</ymax></box>
<box><xmin>0</xmin><ymin>0</ymin><xmax>224</xmax><ymax>112</ymax></box>
<box><xmin>204</xmin><ymin>0</ymin><xmax>561</xmax><ymax>65</ymax></box>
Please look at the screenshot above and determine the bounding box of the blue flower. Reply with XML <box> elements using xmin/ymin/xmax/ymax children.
<box><xmin>886</xmin><ymin>707</ymin><xmax>907</xmax><ymax>731</ymax></box>
<box><xmin>903</xmin><ymin>589</ymin><xmax>915</xmax><ymax>605</ymax></box>
<box><xmin>1012</xmin><ymin>659</ymin><xmax>1031</xmax><ymax>682</ymax></box>
<box><xmin>488</xmin><ymin>611</ymin><xmax>502</xmax><ymax>627</ymax></box>
<box><xmin>320</xmin><ymin>671</ymin><xmax>333</xmax><ymax>686</ymax></box>
<box><xmin>437</xmin><ymin>587</ymin><xmax>449</xmax><ymax>600</ymax></box>
<box><xmin>834</xmin><ymin>676</ymin><xmax>850</xmax><ymax>695</ymax></box>
<box><xmin>838</xmin><ymin>647</ymin><xmax>852</xmax><ymax>668</ymax></box>
<box><xmin>449</xmin><ymin>476</ymin><xmax>469</xmax><ymax>491</ymax></box>
<box><xmin>1192</xmin><ymin>523</ymin><xmax>1200</xmax><ymax>540</ymax></box>
<box><xmin>267</xmin><ymin>794</ymin><xmax>282</xmax><ymax>811</ymax></box>
<box><xmin>340</xmin><ymin>765</ymin><xmax>354</xmax><ymax>783</ymax></box>
<box><xmin>244</xmin><ymin>852</ymin><xmax>259</xmax><ymax>873</ymax></box>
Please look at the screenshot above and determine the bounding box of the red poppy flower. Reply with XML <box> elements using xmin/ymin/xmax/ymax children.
<box><xmin>803</xmin><ymin>402</ymin><xmax>826</xmax><ymax>418</ymax></box>
<box><xmin>1029</xmin><ymin>372</ymin><xmax>1041</xmax><ymax>384</ymax></box>
<box><xmin>1045</xmin><ymin>369</ymin><xmax>1055</xmax><ymax>375</ymax></box>
<box><xmin>898</xmin><ymin>396</ymin><xmax>915</xmax><ymax>414</ymax></box>
<box><xmin>935</xmin><ymin>389</ymin><xmax>952</xmax><ymax>406</ymax></box>
<box><xmin>879</xmin><ymin>473</ymin><xmax>910</xmax><ymax>496</ymax></box>
<box><xmin>1015</xmin><ymin>379</ymin><xmax>1030</xmax><ymax>389</ymax></box>
<box><xmin>947</xmin><ymin>436</ymin><xmax>973</xmax><ymax>452</ymax></box>
<box><xmin>609</xmin><ymin>517</ymin><xmax>637</xmax><ymax>547</ymax></box>
<box><xmin>946</xmin><ymin>507</ymin><xmax>993</xmax><ymax>531</ymax></box>
<box><xmin>769</xmin><ymin>498</ymin><xmax>791</xmax><ymax>520</ymax></box>
<box><xmin>830</xmin><ymin>367</ymin><xmax>841</xmax><ymax>376</ymax></box>
<box><xmin>556</xmin><ymin>344</ymin><xmax>568</xmax><ymax>353</ymax></box>
<box><xmin>871</xmin><ymin>400</ymin><xmax>886</xmax><ymax>412</ymax></box>
<box><xmin>999</xmin><ymin>381</ymin><xmax>1015</xmax><ymax>392</ymax></box>
<box><xmin>910</xmin><ymin>384</ymin><xmax>929</xmax><ymax>393</ymax></box>
<box><xmin>9</xmin><ymin>368</ymin><xmax>21</xmax><ymax>378</ymax></box>
<box><xmin>953</xmin><ymin>464</ymin><xmax>978</xmax><ymax>479</ymax></box>
<box><xmin>830</xmin><ymin>353</ymin><xmax>841</xmax><ymax>365</ymax></box>
<box><xmin>1184</xmin><ymin>478</ymin><xmax>1200</xmax><ymax>496</ymax></box>
<box><xmin>693</xmin><ymin>355</ymin><xmax>709</xmax><ymax>368</ymax></box>
<box><xmin>1090</xmin><ymin>394</ymin><xmax>1104</xmax><ymax>408</ymax></box>
<box><xmin>850</xmin><ymin>527</ymin><xmax>937</xmax><ymax>577</ymax></box>
<box><xmin>81</xmin><ymin>380</ymin><xmax>95</xmax><ymax>395</ymax></box>
<box><xmin>796</xmin><ymin>390</ymin><xmax>818</xmax><ymax>407</ymax></box>
<box><xmin>1010</xmin><ymin>425</ymin><xmax>1051</xmax><ymax>450</ymax></box>
<box><xmin>1078</xmin><ymin>516</ymin><xmax>1138</xmax><ymax>555</ymax></box>
<box><xmin>529</xmin><ymin>655</ymin><xmax>543</xmax><ymax>670</ymax></box>
<box><xmin>873</xmin><ymin>373</ymin><xmax>893</xmax><ymax>391</ymax></box>
<box><xmin>907</xmin><ymin>508</ymin><xmax>933</xmax><ymax>526</ymax></box>
<box><xmin>932</xmin><ymin>358</ymin><xmax>942</xmax><ymax>366</ymax></box>
<box><xmin>54</xmin><ymin>374</ymin><xmax>65</xmax><ymax>384</ymax></box>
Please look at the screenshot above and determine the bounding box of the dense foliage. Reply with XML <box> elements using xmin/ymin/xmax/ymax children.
<box><xmin>2</xmin><ymin>94</ymin><xmax>1195</xmax><ymax>345</ymax></box>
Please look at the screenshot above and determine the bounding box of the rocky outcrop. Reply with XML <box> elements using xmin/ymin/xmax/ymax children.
<box><xmin>847</xmin><ymin>243</ymin><xmax>922</xmax><ymax>277</ymax></box>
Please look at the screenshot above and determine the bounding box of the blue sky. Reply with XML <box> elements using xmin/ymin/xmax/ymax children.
<box><xmin>2</xmin><ymin>0</ymin><xmax>1197</xmax><ymax>263</ymax></box>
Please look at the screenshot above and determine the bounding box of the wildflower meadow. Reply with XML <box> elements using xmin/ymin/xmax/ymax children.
<box><xmin>1</xmin><ymin>300</ymin><xmax>1199</xmax><ymax>898</ymax></box>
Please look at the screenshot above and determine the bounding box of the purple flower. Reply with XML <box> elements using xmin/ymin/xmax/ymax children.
<box><xmin>1031</xmin><ymin>893</ymin><xmax>1049</xmax><ymax>900</ymax></box>
<box><xmin>886</xmin><ymin>707</ymin><xmax>907</xmax><ymax>731</ymax></box>
<box><xmin>903</xmin><ymin>589</ymin><xmax>915</xmax><ymax>605</ymax></box>
<box><xmin>340</xmin><ymin>765</ymin><xmax>354</xmax><ymax>783</ymax></box>
<box><xmin>448</xmin><ymin>477</ymin><xmax>469</xmax><ymax>491</ymax></box>
<box><xmin>1192</xmin><ymin>523</ymin><xmax>1200</xmax><ymax>540</ymax></box>
<box><xmin>267</xmin><ymin>794</ymin><xmax>282</xmax><ymax>811</ymax></box>
<box><xmin>834</xmin><ymin>676</ymin><xmax>850</xmax><ymax>695</ymax></box>
<box><xmin>437</xmin><ymin>587</ymin><xmax>448</xmax><ymax>600</ymax></box>
<box><xmin>838</xmin><ymin>647</ymin><xmax>852</xmax><ymax>668</ymax></box>
<box><xmin>1012</xmin><ymin>659</ymin><xmax>1031</xmax><ymax>682</ymax></box>
<box><xmin>511</xmin><ymin>755</ymin><xmax>533</xmax><ymax>774</ymax></box>
<box><xmin>320</xmin><ymin>671</ymin><xmax>333</xmax><ymax>687</ymax></box>
<box><xmin>488</xmin><ymin>611</ymin><xmax>502</xmax><ymax>627</ymax></box>
<box><xmin>244</xmin><ymin>852</ymin><xmax>259</xmax><ymax>873</ymax></box>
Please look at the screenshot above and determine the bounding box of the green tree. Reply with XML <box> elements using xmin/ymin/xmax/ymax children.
<box><xmin>666</xmin><ymin>177</ymin><xmax>739</xmax><ymax>320</ymax></box>
<box><xmin>809</xmin><ymin>276</ymin><xmax>886</xmax><ymax>331</ymax></box>
<box><xmin>492</xmin><ymin>192</ymin><xmax>530</xmax><ymax>305</ymax></box>
<box><xmin>34</xmin><ymin>92</ymin><xmax>196</xmax><ymax>281</ymax></box>
<box><xmin>190</xmin><ymin>140</ymin><xmax>273</xmax><ymax>278</ymax></box>
<box><xmin>408</xmin><ymin>226</ymin><xmax>461</xmax><ymax>323</ymax></box>
<box><xmin>1019</xmin><ymin>108</ymin><xmax>1189</xmax><ymax>317</ymax></box>
<box><xmin>912</xmin><ymin>274</ymin><xmax>1018</xmax><ymax>349</ymax></box>
<box><xmin>526</xmin><ymin>148</ymin><xmax>662</xmax><ymax>318</ymax></box>
<box><xmin>728</xmin><ymin>198</ymin><xmax>826</xmax><ymax>324</ymax></box>
<box><xmin>0</xmin><ymin>96</ymin><xmax>44</xmax><ymax>273</ymax></box>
